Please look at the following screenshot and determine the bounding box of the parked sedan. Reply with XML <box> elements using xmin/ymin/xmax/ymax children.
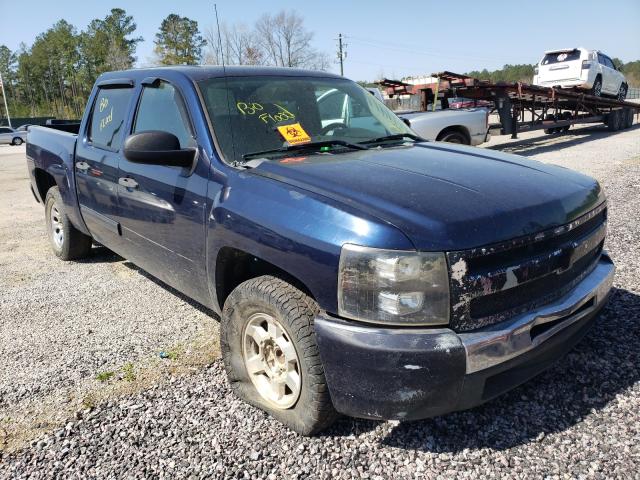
<box><xmin>0</xmin><ymin>126</ymin><xmax>27</xmax><ymax>146</ymax></box>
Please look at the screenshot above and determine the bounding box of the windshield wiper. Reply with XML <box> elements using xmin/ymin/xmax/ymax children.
<box><xmin>243</xmin><ymin>140</ymin><xmax>369</xmax><ymax>161</ymax></box>
<box><xmin>358</xmin><ymin>133</ymin><xmax>424</xmax><ymax>146</ymax></box>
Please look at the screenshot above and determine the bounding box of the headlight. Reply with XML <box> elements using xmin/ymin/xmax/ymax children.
<box><xmin>338</xmin><ymin>244</ymin><xmax>450</xmax><ymax>326</ymax></box>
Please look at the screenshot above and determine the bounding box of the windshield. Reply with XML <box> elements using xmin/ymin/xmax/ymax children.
<box><xmin>198</xmin><ymin>75</ymin><xmax>414</xmax><ymax>163</ymax></box>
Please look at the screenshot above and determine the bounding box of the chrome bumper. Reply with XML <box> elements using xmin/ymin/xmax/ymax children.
<box><xmin>459</xmin><ymin>254</ymin><xmax>615</xmax><ymax>374</ymax></box>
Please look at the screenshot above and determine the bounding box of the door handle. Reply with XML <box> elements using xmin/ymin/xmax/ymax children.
<box><xmin>76</xmin><ymin>161</ymin><xmax>90</xmax><ymax>171</ymax></box>
<box><xmin>118</xmin><ymin>177</ymin><xmax>139</xmax><ymax>189</ymax></box>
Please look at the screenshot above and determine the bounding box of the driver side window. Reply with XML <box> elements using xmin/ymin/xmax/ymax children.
<box><xmin>134</xmin><ymin>81</ymin><xmax>193</xmax><ymax>148</ymax></box>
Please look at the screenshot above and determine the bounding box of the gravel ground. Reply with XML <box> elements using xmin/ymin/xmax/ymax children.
<box><xmin>1</xmin><ymin>122</ymin><xmax>639</xmax><ymax>478</ymax></box>
<box><xmin>0</xmin><ymin>145</ymin><xmax>219</xmax><ymax>451</ymax></box>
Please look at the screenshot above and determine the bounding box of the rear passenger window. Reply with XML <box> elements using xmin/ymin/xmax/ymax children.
<box><xmin>133</xmin><ymin>81</ymin><xmax>193</xmax><ymax>148</ymax></box>
<box><xmin>89</xmin><ymin>88</ymin><xmax>132</xmax><ymax>150</ymax></box>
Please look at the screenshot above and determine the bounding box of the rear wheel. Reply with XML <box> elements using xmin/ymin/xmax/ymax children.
<box><xmin>45</xmin><ymin>187</ymin><xmax>93</xmax><ymax>260</ymax></box>
<box><xmin>591</xmin><ymin>77</ymin><xmax>602</xmax><ymax>97</ymax></box>
<box><xmin>12</xmin><ymin>137</ymin><xmax>23</xmax><ymax>146</ymax></box>
<box><xmin>437</xmin><ymin>130</ymin><xmax>469</xmax><ymax>145</ymax></box>
<box><xmin>221</xmin><ymin>275</ymin><xmax>338</xmax><ymax>435</ymax></box>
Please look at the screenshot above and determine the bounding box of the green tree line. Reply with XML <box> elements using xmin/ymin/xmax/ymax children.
<box><xmin>0</xmin><ymin>9</ymin><xmax>144</xmax><ymax>119</ymax></box>
<box><xmin>0</xmin><ymin>8</ymin><xmax>328</xmax><ymax>120</ymax></box>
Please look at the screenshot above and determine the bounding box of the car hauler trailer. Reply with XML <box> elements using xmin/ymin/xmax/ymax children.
<box><xmin>378</xmin><ymin>72</ymin><xmax>639</xmax><ymax>139</ymax></box>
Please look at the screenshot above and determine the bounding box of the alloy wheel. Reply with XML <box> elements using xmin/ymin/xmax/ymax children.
<box><xmin>50</xmin><ymin>204</ymin><xmax>64</xmax><ymax>249</ymax></box>
<box><xmin>242</xmin><ymin>312</ymin><xmax>302</xmax><ymax>409</ymax></box>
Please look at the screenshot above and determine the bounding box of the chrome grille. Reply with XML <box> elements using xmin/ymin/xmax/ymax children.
<box><xmin>446</xmin><ymin>203</ymin><xmax>607</xmax><ymax>332</ymax></box>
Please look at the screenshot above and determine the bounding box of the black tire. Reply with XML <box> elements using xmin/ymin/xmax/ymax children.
<box><xmin>544</xmin><ymin>114</ymin><xmax>558</xmax><ymax>134</ymax></box>
<box><xmin>607</xmin><ymin>110</ymin><xmax>621</xmax><ymax>132</ymax></box>
<box><xmin>591</xmin><ymin>76</ymin><xmax>602</xmax><ymax>97</ymax></box>
<box><xmin>44</xmin><ymin>187</ymin><xmax>93</xmax><ymax>260</ymax></box>
<box><xmin>626</xmin><ymin>109</ymin><xmax>635</xmax><ymax>128</ymax></box>
<box><xmin>437</xmin><ymin>130</ymin><xmax>469</xmax><ymax>145</ymax></box>
<box><xmin>12</xmin><ymin>137</ymin><xmax>23</xmax><ymax>146</ymax></box>
<box><xmin>617</xmin><ymin>83</ymin><xmax>628</xmax><ymax>102</ymax></box>
<box><xmin>560</xmin><ymin>112</ymin><xmax>572</xmax><ymax>133</ymax></box>
<box><xmin>221</xmin><ymin>275</ymin><xmax>338</xmax><ymax>435</ymax></box>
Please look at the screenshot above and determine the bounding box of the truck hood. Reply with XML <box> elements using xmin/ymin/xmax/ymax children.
<box><xmin>249</xmin><ymin>142</ymin><xmax>604</xmax><ymax>251</ymax></box>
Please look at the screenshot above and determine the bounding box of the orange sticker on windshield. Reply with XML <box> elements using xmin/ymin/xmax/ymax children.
<box><xmin>277</xmin><ymin>123</ymin><xmax>311</xmax><ymax>145</ymax></box>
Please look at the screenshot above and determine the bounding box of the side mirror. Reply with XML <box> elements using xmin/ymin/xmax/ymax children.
<box><xmin>401</xmin><ymin>117</ymin><xmax>411</xmax><ymax>127</ymax></box>
<box><xmin>123</xmin><ymin>130</ymin><xmax>195</xmax><ymax>167</ymax></box>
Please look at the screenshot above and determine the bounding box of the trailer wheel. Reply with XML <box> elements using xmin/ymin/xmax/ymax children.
<box><xmin>591</xmin><ymin>77</ymin><xmax>602</xmax><ymax>97</ymax></box>
<box><xmin>544</xmin><ymin>114</ymin><xmax>558</xmax><ymax>134</ymax></box>
<box><xmin>607</xmin><ymin>110</ymin><xmax>621</xmax><ymax>132</ymax></box>
<box><xmin>624</xmin><ymin>108</ymin><xmax>634</xmax><ymax>129</ymax></box>
<box><xmin>560</xmin><ymin>112</ymin><xmax>572</xmax><ymax>133</ymax></box>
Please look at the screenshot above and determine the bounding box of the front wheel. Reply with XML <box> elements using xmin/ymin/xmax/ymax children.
<box><xmin>12</xmin><ymin>137</ymin><xmax>23</xmax><ymax>146</ymax></box>
<box><xmin>221</xmin><ymin>275</ymin><xmax>337</xmax><ymax>435</ymax></box>
<box><xmin>45</xmin><ymin>187</ymin><xmax>93</xmax><ymax>260</ymax></box>
<box><xmin>617</xmin><ymin>83</ymin><xmax>628</xmax><ymax>102</ymax></box>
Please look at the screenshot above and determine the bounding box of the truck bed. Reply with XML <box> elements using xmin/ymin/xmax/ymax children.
<box><xmin>26</xmin><ymin>126</ymin><xmax>89</xmax><ymax>235</ymax></box>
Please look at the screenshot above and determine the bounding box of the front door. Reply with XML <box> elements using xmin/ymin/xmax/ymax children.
<box><xmin>116</xmin><ymin>79</ymin><xmax>210</xmax><ymax>304</ymax></box>
<box><xmin>75</xmin><ymin>84</ymin><xmax>134</xmax><ymax>249</ymax></box>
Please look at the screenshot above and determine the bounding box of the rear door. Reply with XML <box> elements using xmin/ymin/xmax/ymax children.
<box><xmin>75</xmin><ymin>81</ymin><xmax>134</xmax><ymax>248</ymax></box>
<box><xmin>116</xmin><ymin>78</ymin><xmax>209</xmax><ymax>303</ymax></box>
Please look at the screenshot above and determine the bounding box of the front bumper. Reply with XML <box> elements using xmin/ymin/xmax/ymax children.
<box><xmin>315</xmin><ymin>254</ymin><xmax>614</xmax><ymax>421</ymax></box>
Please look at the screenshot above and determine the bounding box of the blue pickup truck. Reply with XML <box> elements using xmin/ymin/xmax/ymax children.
<box><xmin>26</xmin><ymin>66</ymin><xmax>614</xmax><ymax>435</ymax></box>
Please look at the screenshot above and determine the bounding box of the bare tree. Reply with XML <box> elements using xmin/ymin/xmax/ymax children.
<box><xmin>203</xmin><ymin>10</ymin><xmax>328</xmax><ymax>71</ymax></box>
<box><xmin>255</xmin><ymin>11</ymin><xmax>326</xmax><ymax>70</ymax></box>
<box><xmin>204</xmin><ymin>23</ymin><xmax>263</xmax><ymax>66</ymax></box>
<box><xmin>203</xmin><ymin>25</ymin><xmax>226</xmax><ymax>65</ymax></box>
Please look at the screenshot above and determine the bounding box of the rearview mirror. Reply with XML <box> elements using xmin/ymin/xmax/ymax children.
<box><xmin>123</xmin><ymin>130</ymin><xmax>195</xmax><ymax>167</ymax></box>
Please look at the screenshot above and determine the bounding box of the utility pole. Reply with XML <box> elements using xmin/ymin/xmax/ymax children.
<box><xmin>0</xmin><ymin>72</ymin><xmax>11</xmax><ymax>127</ymax></box>
<box><xmin>336</xmin><ymin>33</ymin><xmax>347</xmax><ymax>76</ymax></box>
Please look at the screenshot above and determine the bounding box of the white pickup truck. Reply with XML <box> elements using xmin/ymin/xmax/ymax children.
<box><xmin>398</xmin><ymin>108</ymin><xmax>490</xmax><ymax>145</ymax></box>
<box><xmin>365</xmin><ymin>88</ymin><xmax>490</xmax><ymax>145</ymax></box>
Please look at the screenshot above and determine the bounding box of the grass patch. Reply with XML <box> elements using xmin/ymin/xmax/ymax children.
<box><xmin>162</xmin><ymin>344</ymin><xmax>183</xmax><ymax>360</ymax></box>
<box><xmin>122</xmin><ymin>362</ymin><xmax>136</xmax><ymax>382</ymax></box>
<box><xmin>96</xmin><ymin>371</ymin><xmax>115</xmax><ymax>383</ymax></box>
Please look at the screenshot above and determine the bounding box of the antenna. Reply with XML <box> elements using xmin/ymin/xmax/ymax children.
<box><xmin>214</xmin><ymin>3</ymin><xmax>226</xmax><ymax>70</ymax></box>
<box><xmin>213</xmin><ymin>3</ymin><xmax>238</xmax><ymax>164</ymax></box>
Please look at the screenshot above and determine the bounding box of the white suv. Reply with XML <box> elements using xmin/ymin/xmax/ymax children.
<box><xmin>533</xmin><ymin>48</ymin><xmax>628</xmax><ymax>100</ymax></box>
